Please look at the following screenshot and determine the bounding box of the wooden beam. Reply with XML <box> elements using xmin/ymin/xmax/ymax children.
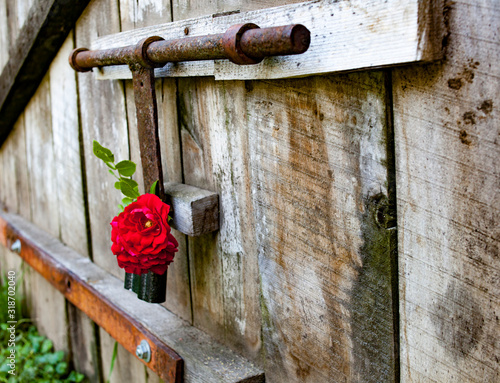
<box><xmin>0</xmin><ymin>211</ymin><xmax>264</xmax><ymax>383</ymax></box>
<box><xmin>0</xmin><ymin>0</ymin><xmax>90</xmax><ymax>146</ymax></box>
<box><xmin>165</xmin><ymin>182</ymin><xmax>219</xmax><ymax>236</ymax></box>
<box><xmin>92</xmin><ymin>0</ymin><xmax>444</xmax><ymax>81</ymax></box>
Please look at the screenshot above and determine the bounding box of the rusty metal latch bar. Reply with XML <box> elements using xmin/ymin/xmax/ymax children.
<box><xmin>69</xmin><ymin>23</ymin><xmax>310</xmax><ymax>305</ymax></box>
<box><xmin>70</xmin><ymin>23</ymin><xmax>310</xmax><ymax>70</ymax></box>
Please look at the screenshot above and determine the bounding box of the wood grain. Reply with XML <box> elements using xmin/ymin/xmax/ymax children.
<box><xmin>246</xmin><ymin>74</ymin><xmax>397</xmax><ymax>382</ymax></box>
<box><xmin>5</xmin><ymin>0</ymin><xmax>36</xmax><ymax>47</ymax></box>
<box><xmin>0</xmin><ymin>0</ymin><xmax>90</xmax><ymax>146</ymax></box>
<box><xmin>171</xmin><ymin>0</ymin><xmax>305</xmax><ymax>21</ymax></box>
<box><xmin>179</xmin><ymin>77</ymin><xmax>263</xmax><ymax>362</ymax></box>
<box><xmin>0</xmin><ymin>1</ymin><xmax>8</xmax><ymax>71</ymax></box>
<box><xmin>23</xmin><ymin>73</ymin><xmax>69</xmax><ymax>353</ymax></box>
<box><xmin>120</xmin><ymin>0</ymin><xmax>172</xmax><ymax>32</ymax></box>
<box><xmin>0</xmin><ymin>210</ymin><xmax>265</xmax><ymax>383</ymax></box>
<box><xmin>92</xmin><ymin>0</ymin><xmax>443</xmax><ymax>81</ymax></box>
<box><xmin>178</xmin><ymin>71</ymin><xmax>399</xmax><ymax>380</ymax></box>
<box><xmin>76</xmin><ymin>0</ymin><xmax>129</xmax><ymax>279</ymax></box>
<box><xmin>49</xmin><ymin>32</ymin><xmax>102</xmax><ymax>382</ymax></box>
<box><xmin>0</xmin><ymin>113</ymin><xmax>29</xmax><ymax>306</ymax></box>
<box><xmin>164</xmin><ymin>181</ymin><xmax>219</xmax><ymax>236</ymax></box>
<box><xmin>393</xmin><ymin>1</ymin><xmax>500</xmax><ymax>382</ymax></box>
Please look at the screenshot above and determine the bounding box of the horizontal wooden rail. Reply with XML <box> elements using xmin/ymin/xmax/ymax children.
<box><xmin>92</xmin><ymin>0</ymin><xmax>443</xmax><ymax>81</ymax></box>
<box><xmin>0</xmin><ymin>211</ymin><xmax>264</xmax><ymax>383</ymax></box>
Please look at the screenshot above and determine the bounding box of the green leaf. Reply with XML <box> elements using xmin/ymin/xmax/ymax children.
<box><xmin>106</xmin><ymin>341</ymin><xmax>119</xmax><ymax>383</ymax></box>
<box><xmin>46</xmin><ymin>350</ymin><xmax>64</xmax><ymax>365</ymax></box>
<box><xmin>43</xmin><ymin>364</ymin><xmax>54</xmax><ymax>374</ymax></box>
<box><xmin>115</xmin><ymin>160</ymin><xmax>136</xmax><ymax>177</ymax></box>
<box><xmin>118</xmin><ymin>205</ymin><xmax>124</xmax><ymax>213</ymax></box>
<box><xmin>119</xmin><ymin>181</ymin><xmax>140</xmax><ymax>199</ymax></box>
<box><xmin>41</xmin><ymin>339</ymin><xmax>52</xmax><ymax>353</ymax></box>
<box><xmin>119</xmin><ymin>178</ymin><xmax>138</xmax><ymax>190</ymax></box>
<box><xmin>92</xmin><ymin>140</ymin><xmax>114</xmax><ymax>163</ymax></box>
<box><xmin>149</xmin><ymin>180</ymin><xmax>158</xmax><ymax>195</ymax></box>
<box><xmin>67</xmin><ymin>371</ymin><xmax>85</xmax><ymax>382</ymax></box>
<box><xmin>55</xmin><ymin>361</ymin><xmax>68</xmax><ymax>375</ymax></box>
<box><xmin>105</xmin><ymin>162</ymin><xmax>116</xmax><ymax>170</ymax></box>
<box><xmin>114</xmin><ymin>181</ymin><xmax>121</xmax><ymax>190</ymax></box>
<box><xmin>122</xmin><ymin>197</ymin><xmax>134</xmax><ymax>207</ymax></box>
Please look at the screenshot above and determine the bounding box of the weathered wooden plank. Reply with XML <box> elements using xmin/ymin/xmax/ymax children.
<box><xmin>0</xmin><ymin>113</ymin><xmax>29</xmax><ymax>302</ymax></box>
<box><xmin>50</xmin><ymin>32</ymin><xmax>88</xmax><ymax>260</ymax></box>
<box><xmin>247</xmin><ymin>74</ymin><xmax>397</xmax><ymax>382</ymax></box>
<box><xmin>0</xmin><ymin>1</ymin><xmax>8</xmax><ymax>71</ymax></box>
<box><xmin>178</xmin><ymin>77</ymin><xmax>263</xmax><ymax>362</ymax></box>
<box><xmin>93</xmin><ymin>0</ymin><xmax>443</xmax><ymax>81</ymax></box>
<box><xmin>0</xmin><ymin>211</ymin><xmax>265</xmax><ymax>383</ymax></box>
<box><xmin>393</xmin><ymin>1</ymin><xmax>500</xmax><ymax>382</ymax></box>
<box><xmin>0</xmin><ymin>115</ymin><xmax>29</xmax><ymax>217</ymax></box>
<box><xmin>164</xmin><ymin>182</ymin><xmax>219</xmax><ymax>236</ymax></box>
<box><xmin>23</xmin><ymin>73</ymin><xmax>69</xmax><ymax>353</ymax></box>
<box><xmin>49</xmin><ymin>32</ymin><xmax>102</xmax><ymax>382</ymax></box>
<box><xmin>120</xmin><ymin>0</ymin><xmax>172</xmax><ymax>32</ymax></box>
<box><xmin>171</xmin><ymin>0</ymin><xmax>305</xmax><ymax>21</ymax></box>
<box><xmin>5</xmin><ymin>0</ymin><xmax>36</xmax><ymax>47</ymax></box>
<box><xmin>75</xmin><ymin>1</ymin><xmax>144</xmax><ymax>381</ymax></box>
<box><xmin>119</xmin><ymin>0</ymin><xmax>192</xmax><ymax>325</ymax></box>
<box><xmin>76</xmin><ymin>0</ymin><xmax>129</xmax><ymax>279</ymax></box>
<box><xmin>0</xmin><ymin>0</ymin><xmax>91</xmax><ymax>146</ymax></box>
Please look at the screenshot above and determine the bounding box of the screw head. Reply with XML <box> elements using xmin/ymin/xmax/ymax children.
<box><xmin>135</xmin><ymin>340</ymin><xmax>151</xmax><ymax>362</ymax></box>
<box><xmin>10</xmin><ymin>239</ymin><xmax>21</xmax><ymax>254</ymax></box>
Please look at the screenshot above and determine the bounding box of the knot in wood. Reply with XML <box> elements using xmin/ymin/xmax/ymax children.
<box><xmin>222</xmin><ymin>23</ymin><xmax>263</xmax><ymax>65</ymax></box>
<box><xmin>134</xmin><ymin>36</ymin><xmax>165</xmax><ymax>68</ymax></box>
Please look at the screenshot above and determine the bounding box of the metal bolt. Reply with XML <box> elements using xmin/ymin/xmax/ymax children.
<box><xmin>136</xmin><ymin>340</ymin><xmax>151</xmax><ymax>362</ymax></box>
<box><xmin>10</xmin><ymin>239</ymin><xmax>21</xmax><ymax>254</ymax></box>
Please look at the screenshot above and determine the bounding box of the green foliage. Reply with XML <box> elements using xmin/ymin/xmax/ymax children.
<box><xmin>106</xmin><ymin>342</ymin><xmax>118</xmax><ymax>383</ymax></box>
<box><xmin>93</xmin><ymin>140</ymin><xmax>162</xmax><ymax>212</ymax></box>
<box><xmin>115</xmin><ymin>161</ymin><xmax>136</xmax><ymax>177</ymax></box>
<box><xmin>93</xmin><ymin>140</ymin><xmax>140</xmax><ymax>210</ymax></box>
<box><xmin>0</xmin><ymin>277</ymin><xmax>86</xmax><ymax>383</ymax></box>
<box><xmin>92</xmin><ymin>140</ymin><xmax>114</xmax><ymax>164</ymax></box>
<box><xmin>149</xmin><ymin>180</ymin><xmax>158</xmax><ymax>195</ymax></box>
<box><xmin>119</xmin><ymin>181</ymin><xmax>140</xmax><ymax>199</ymax></box>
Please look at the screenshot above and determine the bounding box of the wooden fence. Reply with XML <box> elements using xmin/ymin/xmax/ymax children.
<box><xmin>0</xmin><ymin>0</ymin><xmax>498</xmax><ymax>382</ymax></box>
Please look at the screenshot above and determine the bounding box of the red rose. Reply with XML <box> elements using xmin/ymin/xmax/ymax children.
<box><xmin>110</xmin><ymin>194</ymin><xmax>178</xmax><ymax>275</ymax></box>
